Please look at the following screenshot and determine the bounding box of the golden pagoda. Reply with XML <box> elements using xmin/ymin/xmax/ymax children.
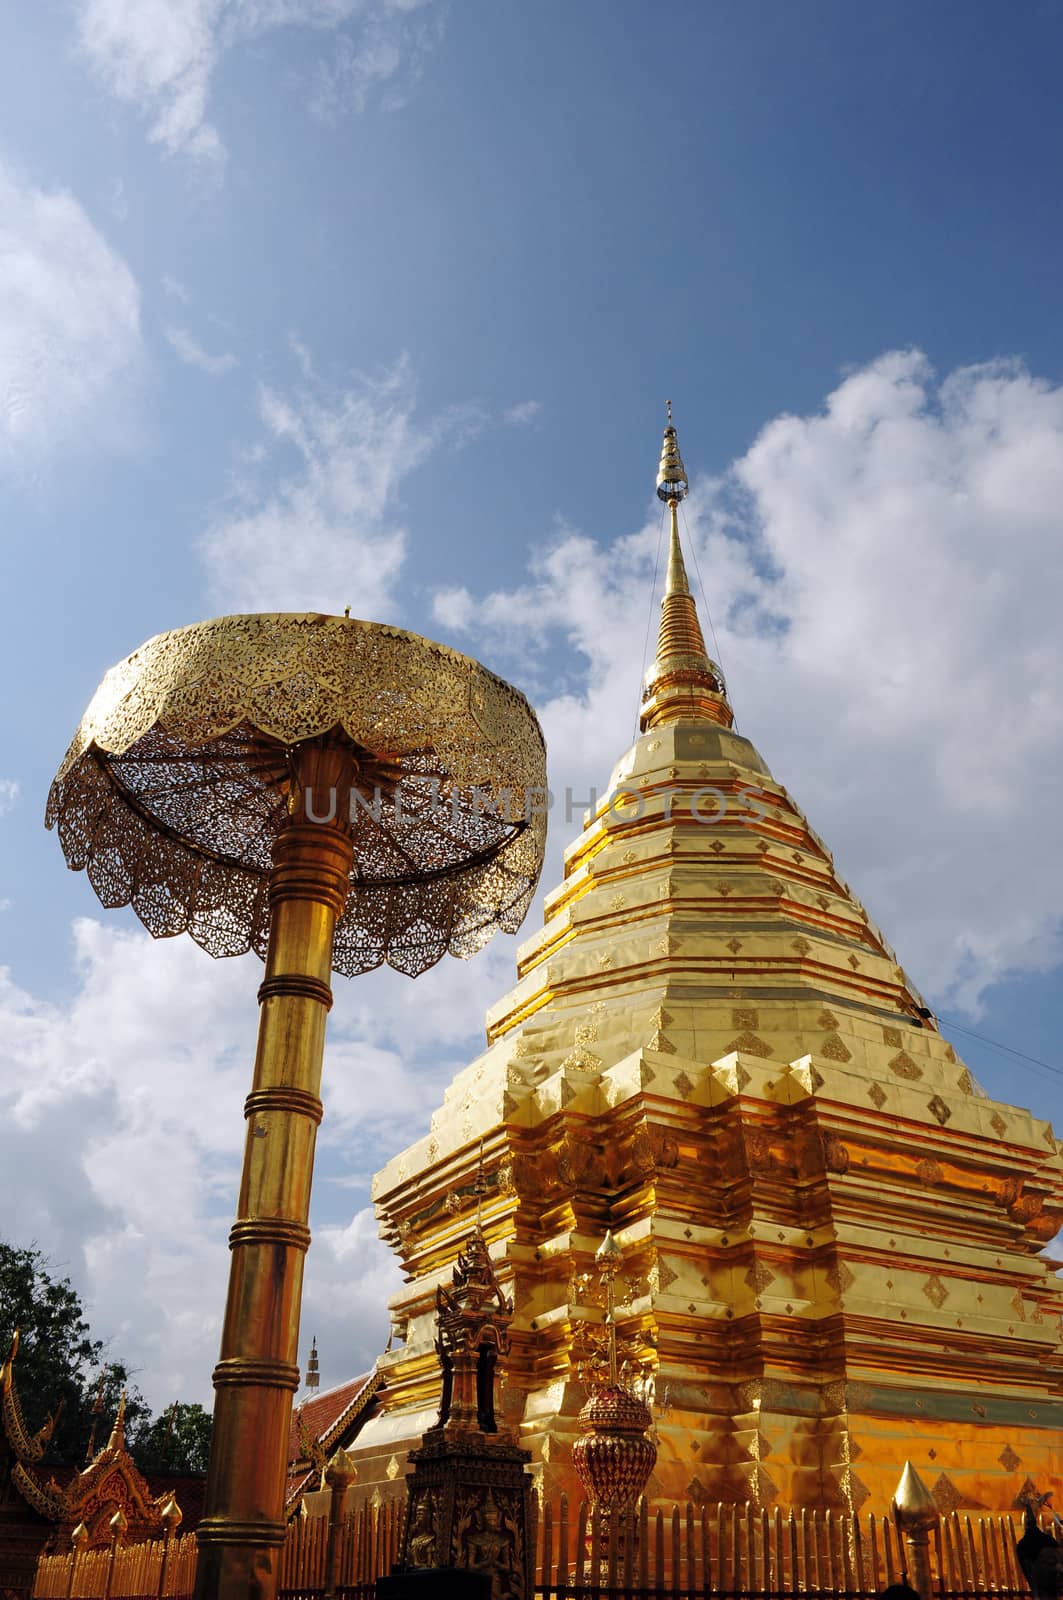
<box><xmin>356</xmin><ymin>413</ymin><xmax>1063</xmax><ymax>1516</ymax></box>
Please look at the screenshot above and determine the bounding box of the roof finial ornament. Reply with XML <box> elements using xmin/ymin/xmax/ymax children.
<box><xmin>656</xmin><ymin>402</ymin><xmax>688</xmax><ymax>506</ymax></box>
<box><xmin>640</xmin><ymin>406</ymin><xmax>733</xmax><ymax>731</ymax></box>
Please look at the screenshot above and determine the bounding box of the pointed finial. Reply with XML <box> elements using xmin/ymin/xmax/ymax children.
<box><xmin>325</xmin><ymin>1446</ymin><xmax>359</xmax><ymax>1489</ymax></box>
<box><xmin>109</xmin><ymin>1507</ymin><xmax>128</xmax><ymax>1539</ymax></box>
<box><xmin>893</xmin><ymin>1460</ymin><xmax>939</xmax><ymax>1530</ymax></box>
<box><xmin>105</xmin><ymin>1391</ymin><xmax>126</xmax><ymax>1453</ymax></box>
<box><xmin>656</xmin><ymin>406</ymin><xmax>688</xmax><ymax>504</ymax></box>
<box><xmin>159</xmin><ymin>1495</ymin><xmax>183</xmax><ymax>1532</ymax></box>
<box><xmin>641</xmin><ymin>408</ymin><xmax>733</xmax><ymax>731</ymax></box>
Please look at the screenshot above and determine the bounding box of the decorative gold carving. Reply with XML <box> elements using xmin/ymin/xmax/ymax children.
<box><xmin>888</xmin><ymin>1050</ymin><xmax>923</xmax><ymax>1080</ymax></box>
<box><xmin>818</xmin><ymin>1010</ymin><xmax>839</xmax><ymax>1029</ymax></box>
<box><xmin>868</xmin><ymin>1083</ymin><xmax>887</xmax><ymax>1109</ymax></box>
<box><xmin>923</xmin><ymin>1275</ymin><xmax>949</xmax><ymax>1309</ymax></box>
<box><xmin>927</xmin><ymin>1095</ymin><xmax>952</xmax><ymax>1126</ymax></box>
<box><xmin>826</xmin><ymin>1262</ymin><xmax>854</xmax><ymax>1294</ymax></box>
<box><xmin>823</xmin><ymin>1136</ymin><xmax>850</xmax><ymax>1175</ymax></box>
<box><xmin>727</xmin><ymin>938</ymin><xmax>743</xmax><ymax>953</ymax></box>
<box><xmin>999</xmin><ymin>1445</ymin><xmax>1021</xmax><ymax>1471</ymax></box>
<box><xmin>725</xmin><ymin>1031</ymin><xmax>772</xmax><ymax>1058</ymax></box>
<box><xmin>674</xmin><ymin>1070</ymin><xmax>694</xmax><ymax>1099</ymax></box>
<box><xmin>990</xmin><ymin>1112</ymin><xmax>1008</xmax><ymax>1138</ymax></box>
<box><xmin>46</xmin><ymin>614</ymin><xmax>547</xmax><ymax>979</ymax></box>
<box><xmin>820</xmin><ymin>1033</ymin><xmax>851</xmax><ymax>1062</ymax></box>
<box><xmin>915</xmin><ymin>1158</ymin><xmax>944</xmax><ymax>1186</ymax></box>
<box><xmin>931</xmin><ymin>1472</ymin><xmax>961</xmax><ymax>1515</ymax></box>
<box><xmin>882</xmin><ymin>1026</ymin><xmax>903</xmax><ymax>1047</ymax></box>
<box><xmin>745</xmin><ymin>1262</ymin><xmax>776</xmax><ymax>1293</ymax></box>
<box><xmin>732</xmin><ymin>1008</ymin><xmax>759</xmax><ymax>1029</ymax></box>
<box><xmin>791</xmin><ymin>937</ymin><xmax>812</xmax><ymax>956</ymax></box>
<box><xmin>956</xmin><ymin>1069</ymin><xmax>974</xmax><ymax>1095</ymax></box>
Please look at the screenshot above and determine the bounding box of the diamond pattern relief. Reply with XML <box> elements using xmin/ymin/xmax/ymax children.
<box><xmin>923</xmin><ymin>1274</ymin><xmax>949</xmax><ymax>1309</ymax></box>
<box><xmin>791</xmin><ymin>937</ymin><xmax>812</xmax><ymax>956</ymax></box>
<box><xmin>733</xmin><ymin>1008</ymin><xmax>759</xmax><ymax>1029</ymax></box>
<box><xmin>727</xmin><ymin>938</ymin><xmax>744</xmax><ymax>953</ymax></box>
<box><xmin>931</xmin><ymin>1473</ymin><xmax>961</xmax><ymax>1515</ymax></box>
<box><xmin>687</xmin><ymin>1476</ymin><xmax>708</xmax><ymax>1504</ymax></box>
<box><xmin>652</xmin><ymin>1258</ymin><xmax>678</xmax><ymax>1292</ymax></box>
<box><xmin>868</xmin><ymin>1083</ymin><xmax>887</xmax><ymax>1109</ymax></box>
<box><xmin>915</xmin><ymin>1158</ymin><xmax>944</xmax><ymax>1186</ymax></box>
<box><xmin>610</xmin><ymin>893</ymin><xmax>627</xmax><ymax>911</ymax></box>
<box><xmin>745</xmin><ymin>1261</ymin><xmax>776</xmax><ymax>1293</ymax></box>
<box><xmin>725</xmin><ymin>1031</ymin><xmax>773</xmax><ymax>1058</ymax></box>
<box><xmin>927</xmin><ymin>1095</ymin><xmax>952</xmax><ymax>1126</ymax></box>
<box><xmin>821</xmin><ymin>1033</ymin><xmax>852</xmax><ymax>1062</ymax></box>
<box><xmin>710</xmin><ymin>840</ymin><xmax>725</xmax><ymax>855</ymax></box>
<box><xmin>882</xmin><ymin>1026</ymin><xmax>903</xmax><ymax>1047</ymax></box>
<box><xmin>826</xmin><ymin>1262</ymin><xmax>855</xmax><ymax>1294</ymax></box>
<box><xmin>888</xmin><ymin>1050</ymin><xmax>923</xmax><ymax>1080</ymax></box>
<box><xmin>990</xmin><ymin>1112</ymin><xmax>1008</xmax><ymax>1138</ymax></box>
<box><xmin>956</xmin><ymin>1069</ymin><xmax>974</xmax><ymax>1095</ymax></box>
<box><xmin>847</xmin><ymin>955</ymin><xmax>861</xmax><ymax>970</ymax></box>
<box><xmin>998</xmin><ymin>1445</ymin><xmax>1021</xmax><ymax>1472</ymax></box>
<box><xmin>648</xmin><ymin>1030</ymin><xmax>677</xmax><ymax>1054</ymax></box>
<box><xmin>818</xmin><ymin>1010</ymin><xmax>839</xmax><ymax>1030</ymax></box>
<box><xmin>674</xmin><ymin>1070</ymin><xmax>694</xmax><ymax>1099</ymax></box>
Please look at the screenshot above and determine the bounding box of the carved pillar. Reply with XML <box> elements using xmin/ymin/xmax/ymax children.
<box><xmin>195</xmin><ymin>744</ymin><xmax>354</xmax><ymax>1600</ymax></box>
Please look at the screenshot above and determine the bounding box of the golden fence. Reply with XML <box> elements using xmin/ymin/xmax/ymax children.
<box><xmin>32</xmin><ymin>1496</ymin><xmax>1037</xmax><ymax>1599</ymax></box>
<box><xmin>32</xmin><ymin>1531</ymin><xmax>196</xmax><ymax>1600</ymax></box>
<box><xmin>537</xmin><ymin>1497</ymin><xmax>1033</xmax><ymax>1596</ymax></box>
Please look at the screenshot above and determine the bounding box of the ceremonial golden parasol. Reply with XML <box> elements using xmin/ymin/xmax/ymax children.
<box><xmin>47</xmin><ymin>611</ymin><xmax>547</xmax><ymax>1600</ymax></box>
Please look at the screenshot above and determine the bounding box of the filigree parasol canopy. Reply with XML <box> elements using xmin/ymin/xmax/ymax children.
<box><xmin>46</xmin><ymin>613</ymin><xmax>547</xmax><ymax>978</ymax></box>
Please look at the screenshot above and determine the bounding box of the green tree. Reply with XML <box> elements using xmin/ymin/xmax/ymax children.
<box><xmin>131</xmin><ymin>1402</ymin><xmax>213</xmax><ymax>1475</ymax></box>
<box><xmin>0</xmin><ymin>1242</ymin><xmax>149</xmax><ymax>1466</ymax></box>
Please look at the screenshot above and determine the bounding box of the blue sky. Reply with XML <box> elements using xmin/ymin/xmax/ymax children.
<box><xmin>2</xmin><ymin>1</ymin><xmax>1063</xmax><ymax>1409</ymax></box>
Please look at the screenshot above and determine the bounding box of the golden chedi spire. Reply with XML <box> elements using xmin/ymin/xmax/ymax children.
<box><xmin>641</xmin><ymin>404</ymin><xmax>733</xmax><ymax>732</ymax></box>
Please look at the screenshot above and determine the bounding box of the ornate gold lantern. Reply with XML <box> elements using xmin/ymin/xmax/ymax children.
<box><xmin>47</xmin><ymin>612</ymin><xmax>547</xmax><ymax>1600</ymax></box>
<box><xmin>571</xmin><ymin>1233</ymin><xmax>656</xmax><ymax>1512</ymax></box>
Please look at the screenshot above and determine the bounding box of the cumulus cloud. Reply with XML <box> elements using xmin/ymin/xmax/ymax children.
<box><xmin>0</xmin><ymin>161</ymin><xmax>142</xmax><ymax>470</ymax></box>
<box><xmin>433</xmin><ymin>350</ymin><xmax>1063</xmax><ymax>1016</ymax></box>
<box><xmin>0</xmin><ymin>781</ymin><xmax>18</xmax><ymax>817</ymax></box>
<box><xmin>74</xmin><ymin>0</ymin><xmax>445</xmax><ymax>165</ymax></box>
<box><xmin>200</xmin><ymin>353</ymin><xmax>482</xmax><ymax>616</ymax></box>
<box><xmin>0</xmin><ymin>909</ymin><xmax>490</xmax><ymax>1406</ymax></box>
<box><xmin>164</xmin><ymin>323</ymin><xmax>238</xmax><ymax>374</ymax></box>
<box><xmin>504</xmin><ymin>400</ymin><xmax>542</xmax><ymax>427</ymax></box>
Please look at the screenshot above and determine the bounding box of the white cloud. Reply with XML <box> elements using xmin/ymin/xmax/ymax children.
<box><xmin>309</xmin><ymin>0</ymin><xmax>445</xmax><ymax>121</ymax></box>
<box><xmin>200</xmin><ymin>353</ymin><xmax>482</xmax><ymax>616</ymax></box>
<box><xmin>0</xmin><ymin>781</ymin><xmax>18</xmax><ymax>817</ymax></box>
<box><xmin>0</xmin><ymin>160</ymin><xmax>142</xmax><ymax>470</ymax></box>
<box><xmin>74</xmin><ymin>0</ymin><xmax>445</xmax><ymax>165</ymax></box>
<box><xmin>433</xmin><ymin>350</ymin><xmax>1063</xmax><ymax>1016</ymax></box>
<box><xmin>164</xmin><ymin>323</ymin><xmax>238</xmax><ymax>374</ymax></box>
<box><xmin>0</xmin><ymin>910</ymin><xmax>490</xmax><ymax>1407</ymax></box>
<box><xmin>503</xmin><ymin>400</ymin><xmax>541</xmax><ymax>426</ymax></box>
<box><xmin>161</xmin><ymin>272</ymin><xmax>191</xmax><ymax>302</ymax></box>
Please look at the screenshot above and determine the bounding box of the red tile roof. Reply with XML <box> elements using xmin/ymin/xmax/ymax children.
<box><xmin>287</xmin><ymin>1371</ymin><xmax>379</xmax><ymax>1468</ymax></box>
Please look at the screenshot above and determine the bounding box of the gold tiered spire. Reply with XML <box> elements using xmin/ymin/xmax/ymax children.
<box><xmin>641</xmin><ymin>406</ymin><xmax>733</xmax><ymax>731</ymax></box>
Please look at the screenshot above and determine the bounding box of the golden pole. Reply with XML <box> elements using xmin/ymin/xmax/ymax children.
<box><xmin>323</xmin><ymin>1448</ymin><xmax>358</xmax><ymax>1598</ymax></box>
<box><xmin>194</xmin><ymin>743</ymin><xmax>354</xmax><ymax>1600</ymax></box>
<box><xmin>893</xmin><ymin>1460</ymin><xmax>939</xmax><ymax>1600</ymax></box>
<box><xmin>67</xmin><ymin>1522</ymin><xmax>88</xmax><ymax>1599</ymax></box>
